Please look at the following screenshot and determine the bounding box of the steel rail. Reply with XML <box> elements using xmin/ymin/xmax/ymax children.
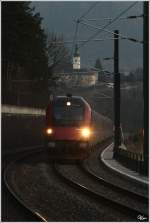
<box><xmin>3</xmin><ymin>138</ymin><xmax>112</xmax><ymax>221</ymax></box>
<box><xmin>53</xmin><ymin>163</ymin><xmax>148</xmax><ymax>221</ymax></box>
<box><xmin>81</xmin><ymin>160</ymin><xmax>148</xmax><ymax>204</ymax></box>
<box><xmin>4</xmin><ymin>147</ymin><xmax>47</xmax><ymax>222</ymax></box>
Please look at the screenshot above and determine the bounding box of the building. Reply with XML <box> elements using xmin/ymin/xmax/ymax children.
<box><xmin>57</xmin><ymin>68</ymin><xmax>98</xmax><ymax>87</ymax></box>
<box><xmin>73</xmin><ymin>44</ymin><xmax>80</xmax><ymax>70</ymax></box>
<box><xmin>55</xmin><ymin>44</ymin><xmax>98</xmax><ymax>87</ymax></box>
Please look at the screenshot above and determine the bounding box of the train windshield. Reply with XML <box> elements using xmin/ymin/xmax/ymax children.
<box><xmin>53</xmin><ymin>98</ymin><xmax>84</xmax><ymax>126</ymax></box>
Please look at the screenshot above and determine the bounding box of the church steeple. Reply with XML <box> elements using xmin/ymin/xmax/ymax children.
<box><xmin>73</xmin><ymin>44</ymin><xmax>80</xmax><ymax>70</ymax></box>
<box><xmin>74</xmin><ymin>44</ymin><xmax>80</xmax><ymax>57</ymax></box>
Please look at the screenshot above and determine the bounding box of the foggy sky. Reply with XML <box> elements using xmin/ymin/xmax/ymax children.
<box><xmin>32</xmin><ymin>1</ymin><xmax>143</xmax><ymax>72</ymax></box>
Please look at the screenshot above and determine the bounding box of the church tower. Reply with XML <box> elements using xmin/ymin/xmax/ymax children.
<box><xmin>73</xmin><ymin>44</ymin><xmax>80</xmax><ymax>70</ymax></box>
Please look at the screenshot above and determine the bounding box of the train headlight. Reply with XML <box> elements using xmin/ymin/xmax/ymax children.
<box><xmin>46</xmin><ymin>128</ymin><xmax>53</xmax><ymax>135</ymax></box>
<box><xmin>66</xmin><ymin>101</ymin><xmax>71</xmax><ymax>106</ymax></box>
<box><xmin>81</xmin><ymin>127</ymin><xmax>91</xmax><ymax>138</ymax></box>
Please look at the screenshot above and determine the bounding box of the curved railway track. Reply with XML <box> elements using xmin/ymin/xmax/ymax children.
<box><xmin>3</xmin><ymin>148</ymin><xmax>47</xmax><ymax>222</ymax></box>
<box><xmin>54</xmin><ymin>162</ymin><xmax>149</xmax><ymax>221</ymax></box>
<box><xmin>87</xmin><ymin>139</ymin><xmax>148</xmax><ymax>196</ymax></box>
<box><xmin>81</xmin><ymin>160</ymin><xmax>148</xmax><ymax>203</ymax></box>
<box><xmin>3</xmin><ymin>142</ymin><xmax>149</xmax><ymax>222</ymax></box>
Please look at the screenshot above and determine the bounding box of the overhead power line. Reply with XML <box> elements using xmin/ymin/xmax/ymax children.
<box><xmin>50</xmin><ymin>35</ymin><xmax>142</xmax><ymax>46</ymax></box>
<box><xmin>78</xmin><ymin>2</ymin><xmax>98</xmax><ymax>21</ymax></box>
<box><xmin>80</xmin><ymin>20</ymin><xmax>143</xmax><ymax>44</ymax></box>
<box><xmin>85</xmin><ymin>14</ymin><xmax>143</xmax><ymax>21</ymax></box>
<box><xmin>53</xmin><ymin>38</ymin><xmax>123</xmax><ymax>45</ymax></box>
<box><xmin>71</xmin><ymin>2</ymin><xmax>98</xmax><ymax>57</ymax></box>
<box><xmin>78</xmin><ymin>1</ymin><xmax>138</xmax><ymax>49</ymax></box>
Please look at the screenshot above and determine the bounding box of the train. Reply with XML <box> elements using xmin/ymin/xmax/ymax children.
<box><xmin>44</xmin><ymin>94</ymin><xmax>92</xmax><ymax>158</ymax></box>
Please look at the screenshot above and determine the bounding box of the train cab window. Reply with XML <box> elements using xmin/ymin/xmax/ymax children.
<box><xmin>53</xmin><ymin>98</ymin><xmax>84</xmax><ymax>126</ymax></box>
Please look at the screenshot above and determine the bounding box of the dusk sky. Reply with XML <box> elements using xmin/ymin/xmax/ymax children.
<box><xmin>32</xmin><ymin>1</ymin><xmax>143</xmax><ymax>72</ymax></box>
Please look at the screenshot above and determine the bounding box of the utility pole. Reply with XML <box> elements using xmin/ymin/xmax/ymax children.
<box><xmin>143</xmin><ymin>1</ymin><xmax>149</xmax><ymax>175</ymax></box>
<box><xmin>113</xmin><ymin>30</ymin><xmax>121</xmax><ymax>158</ymax></box>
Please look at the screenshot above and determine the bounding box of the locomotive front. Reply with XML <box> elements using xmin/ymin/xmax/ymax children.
<box><xmin>44</xmin><ymin>94</ymin><xmax>92</xmax><ymax>158</ymax></box>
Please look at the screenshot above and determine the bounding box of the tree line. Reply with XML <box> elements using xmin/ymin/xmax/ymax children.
<box><xmin>2</xmin><ymin>2</ymin><xmax>48</xmax><ymax>81</ymax></box>
<box><xmin>2</xmin><ymin>1</ymin><xmax>71</xmax><ymax>106</ymax></box>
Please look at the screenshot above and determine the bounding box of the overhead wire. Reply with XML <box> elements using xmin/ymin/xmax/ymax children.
<box><xmin>78</xmin><ymin>2</ymin><xmax>98</xmax><ymax>21</ymax></box>
<box><xmin>71</xmin><ymin>2</ymin><xmax>99</xmax><ymax>57</ymax></box>
<box><xmin>80</xmin><ymin>20</ymin><xmax>143</xmax><ymax>44</ymax></box>
<box><xmin>48</xmin><ymin>3</ymin><xmax>99</xmax><ymax>70</ymax></box>
<box><xmin>85</xmin><ymin>14</ymin><xmax>143</xmax><ymax>21</ymax></box>
<box><xmin>78</xmin><ymin>1</ymin><xmax>138</xmax><ymax>49</ymax></box>
<box><xmin>52</xmin><ymin>38</ymin><xmax>123</xmax><ymax>45</ymax></box>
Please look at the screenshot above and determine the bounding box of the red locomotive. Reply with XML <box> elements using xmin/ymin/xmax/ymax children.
<box><xmin>44</xmin><ymin>94</ymin><xmax>92</xmax><ymax>158</ymax></box>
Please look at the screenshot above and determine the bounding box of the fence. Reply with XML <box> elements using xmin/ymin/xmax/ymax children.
<box><xmin>115</xmin><ymin>148</ymin><xmax>145</xmax><ymax>175</ymax></box>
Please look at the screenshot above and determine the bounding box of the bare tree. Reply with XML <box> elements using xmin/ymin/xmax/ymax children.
<box><xmin>47</xmin><ymin>33</ymin><xmax>72</xmax><ymax>73</ymax></box>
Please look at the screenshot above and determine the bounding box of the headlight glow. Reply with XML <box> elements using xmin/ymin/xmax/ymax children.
<box><xmin>46</xmin><ymin>128</ymin><xmax>53</xmax><ymax>135</ymax></box>
<box><xmin>81</xmin><ymin>127</ymin><xmax>91</xmax><ymax>138</ymax></box>
<box><xmin>66</xmin><ymin>101</ymin><xmax>71</xmax><ymax>106</ymax></box>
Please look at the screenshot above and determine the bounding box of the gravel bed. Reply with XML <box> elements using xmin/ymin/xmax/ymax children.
<box><xmin>57</xmin><ymin>163</ymin><xmax>148</xmax><ymax>215</ymax></box>
<box><xmin>6</xmin><ymin>154</ymin><xmax>134</xmax><ymax>222</ymax></box>
<box><xmin>2</xmin><ymin>151</ymin><xmax>43</xmax><ymax>222</ymax></box>
<box><xmin>85</xmin><ymin>144</ymin><xmax>148</xmax><ymax>197</ymax></box>
<box><xmin>2</xmin><ymin>110</ymin><xmax>112</xmax><ymax>221</ymax></box>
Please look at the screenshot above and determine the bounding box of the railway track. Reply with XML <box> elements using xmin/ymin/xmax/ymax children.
<box><xmin>81</xmin><ymin>160</ymin><xmax>148</xmax><ymax>203</ymax></box>
<box><xmin>3</xmin><ymin>147</ymin><xmax>47</xmax><ymax>222</ymax></box>
<box><xmin>86</xmin><ymin>139</ymin><xmax>148</xmax><ymax>196</ymax></box>
<box><xmin>54</xmin><ymin>162</ymin><xmax>149</xmax><ymax>221</ymax></box>
<box><xmin>3</xmin><ymin>141</ymin><xmax>148</xmax><ymax>222</ymax></box>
